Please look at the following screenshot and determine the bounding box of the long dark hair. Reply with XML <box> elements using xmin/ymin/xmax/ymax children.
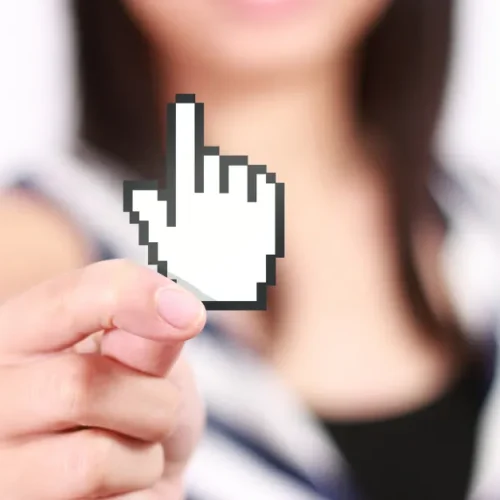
<box><xmin>72</xmin><ymin>0</ymin><xmax>461</xmax><ymax>344</ymax></box>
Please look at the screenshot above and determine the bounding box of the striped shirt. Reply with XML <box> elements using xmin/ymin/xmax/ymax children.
<box><xmin>2</xmin><ymin>153</ymin><xmax>500</xmax><ymax>499</ymax></box>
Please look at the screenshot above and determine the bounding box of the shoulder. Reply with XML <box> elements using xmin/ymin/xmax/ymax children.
<box><xmin>0</xmin><ymin>153</ymin><xmax>149</xmax><ymax>263</ymax></box>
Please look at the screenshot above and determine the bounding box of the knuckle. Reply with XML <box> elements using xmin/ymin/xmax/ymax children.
<box><xmin>56</xmin><ymin>354</ymin><xmax>96</xmax><ymax>425</ymax></box>
<box><xmin>65</xmin><ymin>430</ymin><xmax>114</xmax><ymax>497</ymax></box>
<box><xmin>91</xmin><ymin>259</ymin><xmax>139</xmax><ymax>284</ymax></box>
<box><xmin>148</xmin><ymin>443</ymin><xmax>166</xmax><ymax>483</ymax></box>
<box><xmin>64</xmin><ymin>432</ymin><xmax>164</xmax><ymax>498</ymax></box>
<box><xmin>85</xmin><ymin>260</ymin><xmax>141</xmax><ymax>324</ymax></box>
<box><xmin>45</xmin><ymin>273</ymin><xmax>82</xmax><ymax>334</ymax></box>
<box><xmin>149</xmin><ymin>382</ymin><xmax>182</xmax><ymax>441</ymax></box>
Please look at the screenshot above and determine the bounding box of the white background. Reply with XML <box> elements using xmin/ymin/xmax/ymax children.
<box><xmin>0</xmin><ymin>0</ymin><xmax>75</xmax><ymax>163</ymax></box>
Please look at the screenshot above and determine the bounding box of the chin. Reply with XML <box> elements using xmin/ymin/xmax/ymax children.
<box><xmin>184</xmin><ymin>18</ymin><xmax>355</xmax><ymax>79</ymax></box>
<box><xmin>125</xmin><ymin>0</ymin><xmax>390</xmax><ymax>78</ymax></box>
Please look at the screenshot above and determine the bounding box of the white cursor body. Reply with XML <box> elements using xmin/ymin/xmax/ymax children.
<box><xmin>124</xmin><ymin>94</ymin><xmax>285</xmax><ymax>310</ymax></box>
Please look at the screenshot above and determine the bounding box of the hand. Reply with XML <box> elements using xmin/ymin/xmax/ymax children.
<box><xmin>0</xmin><ymin>260</ymin><xmax>206</xmax><ymax>499</ymax></box>
<box><xmin>124</xmin><ymin>94</ymin><xmax>285</xmax><ymax>310</ymax></box>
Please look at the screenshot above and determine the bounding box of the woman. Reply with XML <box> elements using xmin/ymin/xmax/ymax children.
<box><xmin>0</xmin><ymin>0</ymin><xmax>499</xmax><ymax>498</ymax></box>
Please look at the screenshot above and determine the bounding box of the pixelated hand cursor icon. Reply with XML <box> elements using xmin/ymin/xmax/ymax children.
<box><xmin>124</xmin><ymin>95</ymin><xmax>285</xmax><ymax>310</ymax></box>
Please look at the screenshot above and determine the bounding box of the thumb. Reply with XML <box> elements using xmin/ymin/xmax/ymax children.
<box><xmin>0</xmin><ymin>260</ymin><xmax>206</xmax><ymax>372</ymax></box>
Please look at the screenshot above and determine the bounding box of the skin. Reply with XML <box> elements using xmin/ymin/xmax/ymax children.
<box><xmin>0</xmin><ymin>191</ymin><xmax>90</xmax><ymax>303</ymax></box>
<box><xmin>0</xmin><ymin>260</ymin><xmax>206</xmax><ymax>499</ymax></box>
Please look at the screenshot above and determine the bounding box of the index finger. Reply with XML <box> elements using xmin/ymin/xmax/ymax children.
<box><xmin>0</xmin><ymin>260</ymin><xmax>206</xmax><ymax>363</ymax></box>
<box><xmin>165</xmin><ymin>95</ymin><xmax>205</xmax><ymax>225</ymax></box>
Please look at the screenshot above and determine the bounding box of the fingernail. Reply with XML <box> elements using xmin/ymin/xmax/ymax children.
<box><xmin>156</xmin><ymin>286</ymin><xmax>205</xmax><ymax>330</ymax></box>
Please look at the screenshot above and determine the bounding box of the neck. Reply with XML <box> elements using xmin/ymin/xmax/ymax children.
<box><xmin>163</xmin><ymin>55</ymin><xmax>365</xmax><ymax>185</ymax></box>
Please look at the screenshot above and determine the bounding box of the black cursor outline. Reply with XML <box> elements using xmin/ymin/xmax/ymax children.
<box><xmin>123</xmin><ymin>94</ymin><xmax>285</xmax><ymax>311</ymax></box>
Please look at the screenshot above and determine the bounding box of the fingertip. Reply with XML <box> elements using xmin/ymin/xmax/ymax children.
<box><xmin>155</xmin><ymin>286</ymin><xmax>206</xmax><ymax>339</ymax></box>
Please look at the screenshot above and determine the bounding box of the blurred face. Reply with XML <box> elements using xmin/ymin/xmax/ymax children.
<box><xmin>124</xmin><ymin>0</ymin><xmax>391</xmax><ymax>76</ymax></box>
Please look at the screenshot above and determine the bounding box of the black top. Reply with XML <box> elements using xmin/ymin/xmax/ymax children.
<box><xmin>321</xmin><ymin>360</ymin><xmax>486</xmax><ymax>500</ymax></box>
